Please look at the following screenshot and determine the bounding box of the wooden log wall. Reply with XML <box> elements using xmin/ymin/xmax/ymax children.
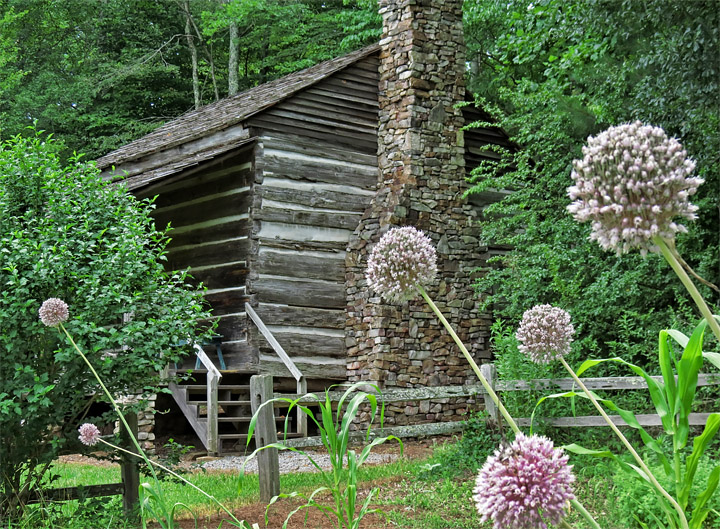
<box><xmin>136</xmin><ymin>147</ymin><xmax>257</xmax><ymax>369</ymax></box>
<box><xmin>244</xmin><ymin>56</ymin><xmax>380</xmax><ymax>380</ymax></box>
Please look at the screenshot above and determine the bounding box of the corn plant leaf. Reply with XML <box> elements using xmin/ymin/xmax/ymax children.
<box><xmin>667</xmin><ymin>329</ymin><xmax>690</xmax><ymax>349</ymax></box>
<box><xmin>676</xmin><ymin>321</ymin><xmax>706</xmax><ymax>449</ymax></box>
<box><xmin>575</xmin><ymin>356</ymin><xmax>672</xmax><ymax>433</ymax></box>
<box><xmin>702</xmin><ymin>352</ymin><xmax>720</xmax><ymax>371</ymax></box>
<box><xmin>659</xmin><ymin>330</ymin><xmax>677</xmax><ymax>426</ymax></box>
<box><xmin>680</xmin><ymin>413</ymin><xmax>720</xmax><ymax>507</ymax></box>
<box><xmin>690</xmin><ymin>465</ymin><xmax>720</xmax><ymax>529</ymax></box>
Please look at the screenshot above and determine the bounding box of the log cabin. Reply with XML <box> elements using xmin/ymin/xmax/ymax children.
<box><xmin>97</xmin><ymin>0</ymin><xmax>512</xmax><ymax>453</ymax></box>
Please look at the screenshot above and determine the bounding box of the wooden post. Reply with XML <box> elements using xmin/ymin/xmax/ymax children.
<box><xmin>207</xmin><ymin>370</ymin><xmax>220</xmax><ymax>455</ymax></box>
<box><xmin>119</xmin><ymin>412</ymin><xmax>140</xmax><ymax>521</ymax></box>
<box><xmin>296</xmin><ymin>376</ymin><xmax>308</xmax><ymax>437</ymax></box>
<box><xmin>250</xmin><ymin>375</ymin><xmax>280</xmax><ymax>503</ymax></box>
<box><xmin>480</xmin><ymin>363</ymin><xmax>500</xmax><ymax>425</ymax></box>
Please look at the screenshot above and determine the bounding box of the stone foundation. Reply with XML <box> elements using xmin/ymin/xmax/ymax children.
<box><xmin>114</xmin><ymin>394</ymin><xmax>157</xmax><ymax>454</ymax></box>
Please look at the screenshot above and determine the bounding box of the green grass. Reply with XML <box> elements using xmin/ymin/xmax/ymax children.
<box><xmin>9</xmin><ymin>437</ymin><xmax>720</xmax><ymax>529</ymax></box>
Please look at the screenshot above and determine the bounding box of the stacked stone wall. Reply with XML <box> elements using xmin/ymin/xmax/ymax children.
<box><xmin>345</xmin><ymin>0</ymin><xmax>492</xmax><ymax>426</ymax></box>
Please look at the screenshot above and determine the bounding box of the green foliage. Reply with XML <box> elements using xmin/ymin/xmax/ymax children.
<box><xmin>556</xmin><ymin>322</ymin><xmax>720</xmax><ymax>528</ymax></box>
<box><xmin>613</xmin><ymin>458</ymin><xmax>720</xmax><ymax>529</ymax></box>
<box><xmin>0</xmin><ymin>0</ymin><xmax>380</xmax><ymax>160</ymax></box>
<box><xmin>245</xmin><ymin>383</ymin><xmax>402</xmax><ymax>529</ymax></box>
<box><xmin>0</xmin><ymin>131</ymin><xmax>210</xmax><ymax>517</ymax></box>
<box><xmin>465</xmin><ymin>0</ymin><xmax>719</xmax><ymax>365</ymax></box>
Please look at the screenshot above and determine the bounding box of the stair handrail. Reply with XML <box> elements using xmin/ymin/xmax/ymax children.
<box><xmin>193</xmin><ymin>343</ymin><xmax>222</xmax><ymax>455</ymax></box>
<box><xmin>245</xmin><ymin>303</ymin><xmax>307</xmax><ymax>436</ymax></box>
<box><xmin>245</xmin><ymin>302</ymin><xmax>303</xmax><ymax>382</ymax></box>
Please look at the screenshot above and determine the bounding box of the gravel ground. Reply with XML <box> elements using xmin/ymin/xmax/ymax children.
<box><xmin>201</xmin><ymin>450</ymin><xmax>398</xmax><ymax>474</ymax></box>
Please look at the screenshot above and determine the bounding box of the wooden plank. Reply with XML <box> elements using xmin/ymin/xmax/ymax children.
<box><xmin>275</xmin><ymin>100</ymin><xmax>378</xmax><ymax>130</ymax></box>
<box><xmin>254</xmin><ymin>328</ymin><xmax>346</xmax><ymax>358</ymax></box>
<box><xmin>251</xmin><ymin>277</ymin><xmax>345</xmax><ymax>309</ymax></box>
<box><xmin>317</xmin><ymin>76</ymin><xmax>380</xmax><ymax>99</ymax></box>
<box><xmin>251</xmin><ymin>114</ymin><xmax>378</xmax><ymax>155</ymax></box>
<box><xmin>256</xmin><ymin>206</ymin><xmax>361</xmax><ymax>231</ymax></box>
<box><xmin>168</xmin><ymin>383</ymin><xmax>208</xmax><ymax>446</ymax></box>
<box><xmin>294</xmin><ymin>91</ymin><xmax>377</xmax><ymax>116</ymax></box>
<box><xmin>187</xmin><ymin>263</ymin><xmax>249</xmax><ymax>291</ymax></box>
<box><xmin>262</xmin><ymin>152</ymin><xmax>376</xmax><ymax>189</ymax></box>
<box><xmin>169</xmin><ymin>221</ymin><xmax>251</xmax><ymax>256</ymax></box>
<box><xmin>260</xmin><ymin>133</ymin><xmax>377</xmax><ymax>167</ymax></box>
<box><xmin>517</xmin><ymin>413</ymin><xmax>715</xmax><ymax>428</ymax></box>
<box><xmin>256</xmin><ymin>248</ymin><xmax>345</xmax><ymax>282</ymax></box>
<box><xmin>153</xmin><ymin>190</ymin><xmax>252</xmax><ymax>230</ymax></box>
<box><xmin>254</xmin><ymin>303</ymin><xmax>345</xmax><ymax>329</ymax></box>
<box><xmin>248</xmin><ymin>116</ymin><xmax>378</xmax><ymax>153</ymax></box>
<box><xmin>201</xmin><ymin>314</ymin><xmax>248</xmax><ymax>342</ymax></box>
<box><xmin>281</xmin><ymin>421</ymin><xmax>463</xmax><ymax>449</ymax></box>
<box><xmin>259</xmin><ymin>185</ymin><xmax>371</xmax><ymax>212</ymax></box>
<box><xmin>250</xmin><ymin>375</ymin><xmax>280</xmax><ymax>502</ymax></box>
<box><xmin>273</xmin><ymin>384</ymin><xmax>485</xmax><ymax>404</ymax></box>
<box><xmin>257</xmin><ymin>237</ymin><xmax>348</xmax><ymax>253</ymax></box>
<box><xmin>246</xmin><ymin>303</ymin><xmax>303</xmax><ymax>381</ymax></box>
<box><xmin>167</xmin><ymin>238</ymin><xmax>249</xmax><ymax>271</ymax></box>
<box><xmin>306</xmin><ymin>86</ymin><xmax>378</xmax><ymax>108</ymax></box>
<box><xmin>263</xmin><ymin>107</ymin><xmax>374</xmax><ymax>135</ymax></box>
<box><xmin>204</xmin><ymin>288</ymin><xmax>251</xmax><ymax>317</ymax></box>
<box><xmin>26</xmin><ymin>483</ymin><xmax>125</xmax><ymax>504</ymax></box>
<box><xmin>497</xmin><ymin>373</ymin><xmax>720</xmax><ymax>392</ymax></box>
<box><xmin>152</xmin><ymin>168</ymin><xmax>252</xmax><ymax>210</ymax></box>
<box><xmin>259</xmin><ymin>357</ymin><xmax>346</xmax><ymax>380</ymax></box>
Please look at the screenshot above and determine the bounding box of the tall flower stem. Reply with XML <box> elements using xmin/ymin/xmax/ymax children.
<box><xmin>417</xmin><ymin>286</ymin><xmax>602</xmax><ymax>529</ymax></box>
<box><xmin>416</xmin><ymin>285</ymin><xmax>519</xmax><ymax>434</ymax></box>
<box><xmin>559</xmin><ymin>357</ymin><xmax>689</xmax><ymax>529</ymax></box>
<box><xmin>99</xmin><ymin>439</ymin><xmax>245</xmax><ymax>525</ymax></box>
<box><xmin>654</xmin><ymin>235</ymin><xmax>720</xmax><ymax>343</ymax></box>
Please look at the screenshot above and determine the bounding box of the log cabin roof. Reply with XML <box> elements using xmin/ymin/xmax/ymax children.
<box><xmin>96</xmin><ymin>44</ymin><xmax>380</xmax><ymax>172</ymax></box>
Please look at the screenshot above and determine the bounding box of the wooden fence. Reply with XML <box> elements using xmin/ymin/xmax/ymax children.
<box><xmin>252</xmin><ymin>365</ymin><xmax>720</xmax><ymax>500</ymax></box>
<box><xmin>24</xmin><ymin>413</ymin><xmax>140</xmax><ymax>518</ymax></box>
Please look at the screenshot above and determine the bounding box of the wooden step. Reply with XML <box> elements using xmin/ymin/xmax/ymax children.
<box><xmin>182</xmin><ymin>384</ymin><xmax>251</xmax><ymax>391</ymax></box>
<box><xmin>217</xmin><ymin>416</ymin><xmax>289</xmax><ymax>423</ymax></box>
<box><xmin>194</xmin><ymin>400</ymin><xmax>252</xmax><ymax>406</ymax></box>
<box><xmin>218</xmin><ymin>432</ymin><xmax>304</xmax><ymax>440</ymax></box>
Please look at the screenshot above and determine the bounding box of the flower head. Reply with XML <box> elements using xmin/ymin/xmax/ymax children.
<box><xmin>567</xmin><ymin>121</ymin><xmax>703</xmax><ymax>255</ymax></box>
<box><xmin>474</xmin><ymin>433</ymin><xmax>575</xmax><ymax>529</ymax></box>
<box><xmin>39</xmin><ymin>298</ymin><xmax>69</xmax><ymax>327</ymax></box>
<box><xmin>78</xmin><ymin>423</ymin><xmax>101</xmax><ymax>446</ymax></box>
<box><xmin>516</xmin><ymin>304</ymin><xmax>574</xmax><ymax>364</ymax></box>
<box><xmin>366</xmin><ymin>226</ymin><xmax>437</xmax><ymax>303</ymax></box>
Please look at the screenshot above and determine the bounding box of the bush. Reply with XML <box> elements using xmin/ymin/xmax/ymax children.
<box><xmin>0</xmin><ymin>131</ymin><xmax>211</xmax><ymax>516</ymax></box>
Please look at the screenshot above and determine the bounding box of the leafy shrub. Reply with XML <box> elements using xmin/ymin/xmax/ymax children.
<box><xmin>0</xmin><ymin>131</ymin><xmax>211</xmax><ymax>516</ymax></box>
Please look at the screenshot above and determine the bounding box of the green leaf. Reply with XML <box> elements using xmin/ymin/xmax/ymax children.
<box><xmin>659</xmin><ymin>331</ymin><xmax>677</xmax><ymax>425</ymax></box>
<box><xmin>680</xmin><ymin>413</ymin><xmax>720</xmax><ymax>507</ymax></box>
<box><xmin>702</xmin><ymin>352</ymin><xmax>720</xmax><ymax>371</ymax></box>
<box><xmin>690</xmin><ymin>465</ymin><xmax>720</xmax><ymax>529</ymax></box>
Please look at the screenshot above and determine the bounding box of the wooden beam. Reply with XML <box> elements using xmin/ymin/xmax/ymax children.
<box><xmin>246</xmin><ymin>303</ymin><xmax>303</xmax><ymax>381</ymax></box>
<box><xmin>250</xmin><ymin>375</ymin><xmax>280</xmax><ymax>503</ymax></box>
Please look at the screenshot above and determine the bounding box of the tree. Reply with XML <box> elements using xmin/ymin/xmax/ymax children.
<box><xmin>464</xmin><ymin>0</ymin><xmax>719</xmax><ymax>372</ymax></box>
<box><xmin>0</xmin><ymin>131</ymin><xmax>211</xmax><ymax>516</ymax></box>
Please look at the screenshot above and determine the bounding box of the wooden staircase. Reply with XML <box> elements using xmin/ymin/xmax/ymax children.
<box><xmin>169</xmin><ymin>369</ymin><xmax>306</xmax><ymax>454</ymax></box>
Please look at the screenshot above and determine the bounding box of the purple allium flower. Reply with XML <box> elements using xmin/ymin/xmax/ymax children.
<box><xmin>516</xmin><ymin>304</ymin><xmax>574</xmax><ymax>364</ymax></box>
<box><xmin>366</xmin><ymin>226</ymin><xmax>437</xmax><ymax>303</ymax></box>
<box><xmin>568</xmin><ymin>121</ymin><xmax>703</xmax><ymax>255</ymax></box>
<box><xmin>78</xmin><ymin>423</ymin><xmax>101</xmax><ymax>446</ymax></box>
<box><xmin>474</xmin><ymin>433</ymin><xmax>576</xmax><ymax>529</ymax></box>
<box><xmin>39</xmin><ymin>298</ymin><xmax>69</xmax><ymax>327</ymax></box>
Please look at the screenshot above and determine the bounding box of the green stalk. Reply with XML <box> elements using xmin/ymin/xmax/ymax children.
<box><xmin>559</xmin><ymin>357</ymin><xmax>689</xmax><ymax>529</ymax></box>
<box><xmin>654</xmin><ymin>236</ymin><xmax>720</xmax><ymax>343</ymax></box>
<box><xmin>59</xmin><ymin>323</ymin><xmax>159</xmax><ymax>483</ymax></box>
<box><xmin>417</xmin><ymin>285</ymin><xmax>602</xmax><ymax>529</ymax></box>
<box><xmin>417</xmin><ymin>286</ymin><xmax>520</xmax><ymax>434</ymax></box>
<box><xmin>99</xmin><ymin>439</ymin><xmax>246</xmax><ymax>526</ymax></box>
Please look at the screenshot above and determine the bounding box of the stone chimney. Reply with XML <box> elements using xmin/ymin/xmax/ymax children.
<box><xmin>345</xmin><ymin>0</ymin><xmax>491</xmax><ymax>412</ymax></box>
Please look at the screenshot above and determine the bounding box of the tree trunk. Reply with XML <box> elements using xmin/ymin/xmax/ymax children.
<box><xmin>183</xmin><ymin>0</ymin><xmax>200</xmax><ymax>110</ymax></box>
<box><xmin>228</xmin><ymin>20</ymin><xmax>239</xmax><ymax>96</ymax></box>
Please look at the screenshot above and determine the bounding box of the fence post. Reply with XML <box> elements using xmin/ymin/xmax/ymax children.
<box><xmin>250</xmin><ymin>375</ymin><xmax>280</xmax><ymax>503</ymax></box>
<box><xmin>480</xmin><ymin>363</ymin><xmax>500</xmax><ymax>425</ymax></box>
<box><xmin>296</xmin><ymin>376</ymin><xmax>308</xmax><ymax>437</ymax></box>
<box><xmin>119</xmin><ymin>411</ymin><xmax>140</xmax><ymax>520</ymax></box>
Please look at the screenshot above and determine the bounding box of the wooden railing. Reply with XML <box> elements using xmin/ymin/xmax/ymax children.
<box><xmin>245</xmin><ymin>302</ymin><xmax>307</xmax><ymax>436</ymax></box>
<box><xmin>192</xmin><ymin>343</ymin><xmax>222</xmax><ymax>455</ymax></box>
